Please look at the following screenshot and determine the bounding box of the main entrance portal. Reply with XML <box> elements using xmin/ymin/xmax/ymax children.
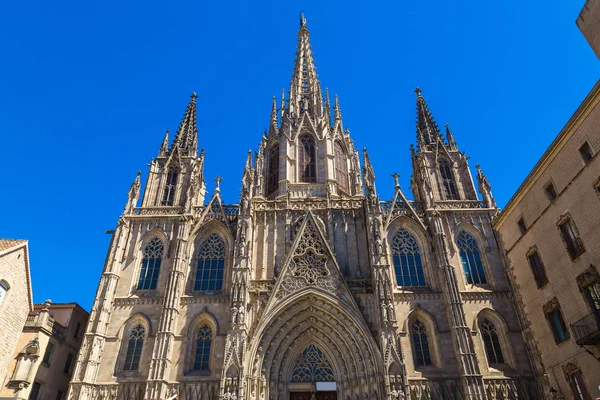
<box><xmin>289</xmin><ymin>392</ymin><xmax>336</xmax><ymax>400</ymax></box>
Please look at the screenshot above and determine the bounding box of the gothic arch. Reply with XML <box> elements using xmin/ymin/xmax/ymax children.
<box><xmin>114</xmin><ymin>314</ymin><xmax>152</xmax><ymax>376</ymax></box>
<box><xmin>183</xmin><ymin>311</ymin><xmax>219</xmax><ymax>375</ymax></box>
<box><xmin>404</xmin><ymin>308</ymin><xmax>443</xmax><ymax>368</ymax></box>
<box><xmin>454</xmin><ymin>224</ymin><xmax>494</xmax><ymax>288</ymax></box>
<box><xmin>246</xmin><ymin>291</ymin><xmax>385</xmax><ymax>399</ymax></box>
<box><xmin>132</xmin><ymin>232</ymin><xmax>167</xmax><ymax>292</ymax></box>
<box><xmin>298</xmin><ymin>132</ymin><xmax>318</xmax><ymax>183</ymax></box>
<box><xmin>437</xmin><ymin>156</ymin><xmax>459</xmax><ymax>200</ymax></box>
<box><xmin>266</xmin><ymin>142</ymin><xmax>280</xmax><ymax>197</ymax></box>
<box><xmin>473</xmin><ymin>308</ymin><xmax>516</xmax><ymax>370</ymax></box>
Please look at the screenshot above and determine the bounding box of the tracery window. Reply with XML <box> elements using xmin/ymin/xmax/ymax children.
<box><xmin>457</xmin><ymin>231</ymin><xmax>487</xmax><ymax>285</ymax></box>
<box><xmin>137</xmin><ymin>238</ymin><xmax>164</xmax><ymax>290</ymax></box>
<box><xmin>123</xmin><ymin>324</ymin><xmax>145</xmax><ymax>371</ymax></box>
<box><xmin>193</xmin><ymin>325</ymin><xmax>212</xmax><ymax>371</ymax></box>
<box><xmin>299</xmin><ymin>134</ymin><xmax>316</xmax><ymax>183</ymax></box>
<box><xmin>194</xmin><ymin>234</ymin><xmax>225</xmax><ymax>292</ymax></box>
<box><xmin>161</xmin><ymin>167</ymin><xmax>179</xmax><ymax>206</ymax></box>
<box><xmin>334</xmin><ymin>142</ymin><xmax>349</xmax><ymax>194</ymax></box>
<box><xmin>479</xmin><ymin>318</ymin><xmax>504</xmax><ymax>365</ymax></box>
<box><xmin>267</xmin><ymin>144</ymin><xmax>280</xmax><ymax>197</ymax></box>
<box><xmin>411</xmin><ymin>320</ymin><xmax>432</xmax><ymax>366</ymax></box>
<box><xmin>391</xmin><ymin>229</ymin><xmax>426</xmax><ymax>287</ymax></box>
<box><xmin>439</xmin><ymin>159</ymin><xmax>459</xmax><ymax>200</ymax></box>
<box><xmin>291</xmin><ymin>344</ymin><xmax>335</xmax><ymax>382</ymax></box>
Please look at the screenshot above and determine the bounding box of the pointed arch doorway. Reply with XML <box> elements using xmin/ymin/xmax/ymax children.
<box><xmin>288</xmin><ymin>344</ymin><xmax>337</xmax><ymax>400</ymax></box>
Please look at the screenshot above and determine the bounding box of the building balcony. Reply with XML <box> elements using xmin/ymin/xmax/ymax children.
<box><xmin>571</xmin><ymin>311</ymin><xmax>600</xmax><ymax>345</ymax></box>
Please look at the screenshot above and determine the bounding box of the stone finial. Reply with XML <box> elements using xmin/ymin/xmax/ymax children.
<box><xmin>414</xmin><ymin>87</ymin><xmax>422</xmax><ymax>96</ymax></box>
<box><xmin>391</xmin><ymin>173</ymin><xmax>400</xmax><ymax>189</ymax></box>
<box><xmin>214</xmin><ymin>176</ymin><xmax>222</xmax><ymax>193</ymax></box>
<box><xmin>300</xmin><ymin>11</ymin><xmax>307</xmax><ymax>27</ymax></box>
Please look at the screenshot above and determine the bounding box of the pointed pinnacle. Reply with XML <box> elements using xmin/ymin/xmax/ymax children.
<box><xmin>334</xmin><ymin>94</ymin><xmax>342</xmax><ymax>121</ymax></box>
<box><xmin>271</xmin><ymin>96</ymin><xmax>277</xmax><ymax>123</ymax></box>
<box><xmin>246</xmin><ymin>150</ymin><xmax>253</xmax><ymax>169</ymax></box>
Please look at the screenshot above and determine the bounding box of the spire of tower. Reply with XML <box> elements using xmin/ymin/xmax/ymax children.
<box><xmin>171</xmin><ymin>92</ymin><xmax>199</xmax><ymax>156</ymax></box>
<box><xmin>334</xmin><ymin>94</ymin><xmax>342</xmax><ymax>122</ymax></box>
<box><xmin>159</xmin><ymin>130</ymin><xmax>169</xmax><ymax>157</ymax></box>
<box><xmin>415</xmin><ymin>88</ymin><xmax>440</xmax><ymax>148</ymax></box>
<box><xmin>445</xmin><ymin>123</ymin><xmax>458</xmax><ymax>150</ymax></box>
<box><xmin>288</xmin><ymin>13</ymin><xmax>324</xmax><ymax>118</ymax></box>
<box><xmin>325</xmin><ymin>88</ymin><xmax>331</xmax><ymax>125</ymax></box>
<box><xmin>269</xmin><ymin>96</ymin><xmax>278</xmax><ymax>135</ymax></box>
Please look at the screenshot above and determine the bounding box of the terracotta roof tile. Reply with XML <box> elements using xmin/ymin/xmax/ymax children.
<box><xmin>0</xmin><ymin>239</ymin><xmax>27</xmax><ymax>251</ymax></box>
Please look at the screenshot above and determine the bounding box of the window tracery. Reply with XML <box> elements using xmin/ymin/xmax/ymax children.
<box><xmin>267</xmin><ymin>144</ymin><xmax>279</xmax><ymax>197</ymax></box>
<box><xmin>439</xmin><ymin>159</ymin><xmax>459</xmax><ymax>200</ymax></box>
<box><xmin>334</xmin><ymin>141</ymin><xmax>349</xmax><ymax>194</ymax></box>
<box><xmin>193</xmin><ymin>325</ymin><xmax>212</xmax><ymax>371</ymax></box>
<box><xmin>291</xmin><ymin>344</ymin><xmax>335</xmax><ymax>382</ymax></box>
<box><xmin>457</xmin><ymin>231</ymin><xmax>487</xmax><ymax>285</ymax></box>
<box><xmin>299</xmin><ymin>134</ymin><xmax>316</xmax><ymax>182</ymax></box>
<box><xmin>411</xmin><ymin>319</ymin><xmax>432</xmax><ymax>366</ymax></box>
<box><xmin>391</xmin><ymin>229</ymin><xmax>426</xmax><ymax>287</ymax></box>
<box><xmin>161</xmin><ymin>166</ymin><xmax>179</xmax><ymax>206</ymax></box>
<box><xmin>137</xmin><ymin>238</ymin><xmax>164</xmax><ymax>290</ymax></box>
<box><xmin>479</xmin><ymin>318</ymin><xmax>504</xmax><ymax>365</ymax></box>
<box><xmin>194</xmin><ymin>233</ymin><xmax>226</xmax><ymax>292</ymax></box>
<box><xmin>124</xmin><ymin>324</ymin><xmax>145</xmax><ymax>371</ymax></box>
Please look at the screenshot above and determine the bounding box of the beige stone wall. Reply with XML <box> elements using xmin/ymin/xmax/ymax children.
<box><xmin>0</xmin><ymin>244</ymin><xmax>32</xmax><ymax>389</ymax></box>
<box><xmin>577</xmin><ymin>0</ymin><xmax>600</xmax><ymax>59</ymax></box>
<box><xmin>495</xmin><ymin>83</ymin><xmax>600</xmax><ymax>399</ymax></box>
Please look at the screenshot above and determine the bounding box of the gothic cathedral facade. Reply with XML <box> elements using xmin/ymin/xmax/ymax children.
<box><xmin>68</xmin><ymin>16</ymin><xmax>547</xmax><ymax>400</ymax></box>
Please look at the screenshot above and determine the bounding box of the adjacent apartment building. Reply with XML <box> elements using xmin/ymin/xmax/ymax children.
<box><xmin>494</xmin><ymin>81</ymin><xmax>600</xmax><ymax>399</ymax></box>
<box><xmin>0</xmin><ymin>239</ymin><xmax>34</xmax><ymax>392</ymax></box>
<box><xmin>0</xmin><ymin>301</ymin><xmax>89</xmax><ymax>400</ymax></box>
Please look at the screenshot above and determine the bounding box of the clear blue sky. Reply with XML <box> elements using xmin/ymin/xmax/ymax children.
<box><xmin>0</xmin><ymin>0</ymin><xmax>597</xmax><ymax>311</ymax></box>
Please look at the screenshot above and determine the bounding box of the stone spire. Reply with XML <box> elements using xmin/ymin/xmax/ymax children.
<box><xmin>334</xmin><ymin>94</ymin><xmax>342</xmax><ymax>122</ymax></box>
<box><xmin>415</xmin><ymin>88</ymin><xmax>440</xmax><ymax>149</ymax></box>
<box><xmin>269</xmin><ymin>96</ymin><xmax>278</xmax><ymax>135</ymax></box>
<box><xmin>287</xmin><ymin>12</ymin><xmax>324</xmax><ymax>118</ymax></box>
<box><xmin>445</xmin><ymin>123</ymin><xmax>458</xmax><ymax>150</ymax></box>
<box><xmin>171</xmin><ymin>92</ymin><xmax>198</xmax><ymax>156</ymax></box>
<box><xmin>158</xmin><ymin>130</ymin><xmax>169</xmax><ymax>157</ymax></box>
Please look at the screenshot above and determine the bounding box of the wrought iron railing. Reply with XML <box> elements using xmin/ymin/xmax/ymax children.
<box><xmin>571</xmin><ymin>310</ymin><xmax>600</xmax><ymax>345</ymax></box>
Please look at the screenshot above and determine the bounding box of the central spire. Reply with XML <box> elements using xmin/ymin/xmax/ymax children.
<box><xmin>288</xmin><ymin>12</ymin><xmax>324</xmax><ymax>118</ymax></box>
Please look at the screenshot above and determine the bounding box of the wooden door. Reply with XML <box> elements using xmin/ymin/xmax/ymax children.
<box><xmin>317</xmin><ymin>392</ymin><xmax>337</xmax><ymax>400</ymax></box>
<box><xmin>289</xmin><ymin>392</ymin><xmax>312</xmax><ymax>400</ymax></box>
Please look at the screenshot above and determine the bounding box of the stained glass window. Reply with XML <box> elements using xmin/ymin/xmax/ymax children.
<box><xmin>479</xmin><ymin>318</ymin><xmax>504</xmax><ymax>365</ymax></box>
<box><xmin>299</xmin><ymin>134</ymin><xmax>316</xmax><ymax>183</ymax></box>
<box><xmin>412</xmin><ymin>320</ymin><xmax>432</xmax><ymax>366</ymax></box>
<box><xmin>194</xmin><ymin>325</ymin><xmax>212</xmax><ymax>371</ymax></box>
<box><xmin>137</xmin><ymin>238</ymin><xmax>164</xmax><ymax>290</ymax></box>
<box><xmin>267</xmin><ymin>144</ymin><xmax>279</xmax><ymax>197</ymax></box>
<box><xmin>194</xmin><ymin>234</ymin><xmax>225</xmax><ymax>292</ymax></box>
<box><xmin>334</xmin><ymin>142</ymin><xmax>349</xmax><ymax>194</ymax></box>
<box><xmin>124</xmin><ymin>324</ymin><xmax>145</xmax><ymax>371</ymax></box>
<box><xmin>161</xmin><ymin>167</ymin><xmax>179</xmax><ymax>206</ymax></box>
<box><xmin>291</xmin><ymin>344</ymin><xmax>335</xmax><ymax>382</ymax></box>
<box><xmin>439</xmin><ymin>159</ymin><xmax>459</xmax><ymax>200</ymax></box>
<box><xmin>391</xmin><ymin>229</ymin><xmax>426</xmax><ymax>287</ymax></box>
<box><xmin>457</xmin><ymin>231</ymin><xmax>487</xmax><ymax>285</ymax></box>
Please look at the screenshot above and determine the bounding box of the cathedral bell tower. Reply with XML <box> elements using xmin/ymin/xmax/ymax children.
<box><xmin>254</xmin><ymin>13</ymin><xmax>362</xmax><ymax>200</ymax></box>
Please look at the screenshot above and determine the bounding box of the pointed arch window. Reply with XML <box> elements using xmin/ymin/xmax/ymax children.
<box><xmin>137</xmin><ymin>238</ymin><xmax>164</xmax><ymax>290</ymax></box>
<box><xmin>123</xmin><ymin>324</ymin><xmax>145</xmax><ymax>371</ymax></box>
<box><xmin>411</xmin><ymin>319</ymin><xmax>432</xmax><ymax>366</ymax></box>
<box><xmin>391</xmin><ymin>229</ymin><xmax>426</xmax><ymax>287</ymax></box>
<box><xmin>479</xmin><ymin>318</ymin><xmax>504</xmax><ymax>365</ymax></box>
<box><xmin>299</xmin><ymin>134</ymin><xmax>317</xmax><ymax>183</ymax></box>
<box><xmin>267</xmin><ymin>144</ymin><xmax>279</xmax><ymax>197</ymax></box>
<box><xmin>193</xmin><ymin>325</ymin><xmax>212</xmax><ymax>371</ymax></box>
<box><xmin>161</xmin><ymin>166</ymin><xmax>179</xmax><ymax>206</ymax></box>
<box><xmin>439</xmin><ymin>159</ymin><xmax>459</xmax><ymax>200</ymax></box>
<box><xmin>457</xmin><ymin>231</ymin><xmax>487</xmax><ymax>285</ymax></box>
<box><xmin>194</xmin><ymin>233</ymin><xmax>225</xmax><ymax>292</ymax></box>
<box><xmin>291</xmin><ymin>344</ymin><xmax>335</xmax><ymax>382</ymax></box>
<box><xmin>334</xmin><ymin>141</ymin><xmax>349</xmax><ymax>194</ymax></box>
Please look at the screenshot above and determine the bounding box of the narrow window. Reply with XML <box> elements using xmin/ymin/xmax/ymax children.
<box><xmin>161</xmin><ymin>167</ymin><xmax>179</xmax><ymax>206</ymax></box>
<box><xmin>63</xmin><ymin>353</ymin><xmax>74</xmax><ymax>375</ymax></box>
<box><xmin>579</xmin><ymin>141</ymin><xmax>594</xmax><ymax>164</ymax></box>
<box><xmin>480</xmin><ymin>318</ymin><xmax>505</xmax><ymax>365</ymax></box>
<box><xmin>411</xmin><ymin>320</ymin><xmax>432</xmax><ymax>366</ymax></box>
<box><xmin>195</xmin><ymin>234</ymin><xmax>225</xmax><ymax>292</ymax></box>
<box><xmin>137</xmin><ymin>238</ymin><xmax>164</xmax><ymax>290</ymax></box>
<box><xmin>266</xmin><ymin>144</ymin><xmax>279</xmax><ymax>197</ymax></box>
<box><xmin>29</xmin><ymin>383</ymin><xmax>41</xmax><ymax>400</ymax></box>
<box><xmin>565</xmin><ymin>363</ymin><xmax>591</xmax><ymax>400</ymax></box>
<box><xmin>583</xmin><ymin>281</ymin><xmax>600</xmax><ymax>313</ymax></box>
<box><xmin>42</xmin><ymin>342</ymin><xmax>54</xmax><ymax>366</ymax></box>
<box><xmin>527</xmin><ymin>250</ymin><xmax>548</xmax><ymax>288</ymax></box>
<box><xmin>544</xmin><ymin>182</ymin><xmax>557</xmax><ymax>201</ymax></box>
<box><xmin>545</xmin><ymin>304</ymin><xmax>570</xmax><ymax>343</ymax></box>
<box><xmin>439</xmin><ymin>159</ymin><xmax>459</xmax><ymax>200</ymax></box>
<box><xmin>124</xmin><ymin>324</ymin><xmax>145</xmax><ymax>371</ymax></box>
<box><xmin>457</xmin><ymin>231</ymin><xmax>487</xmax><ymax>285</ymax></box>
<box><xmin>391</xmin><ymin>229</ymin><xmax>426</xmax><ymax>287</ymax></box>
<box><xmin>194</xmin><ymin>325</ymin><xmax>212</xmax><ymax>371</ymax></box>
<box><xmin>334</xmin><ymin>141</ymin><xmax>349</xmax><ymax>194</ymax></box>
<box><xmin>299</xmin><ymin>134</ymin><xmax>317</xmax><ymax>182</ymax></box>
<box><xmin>517</xmin><ymin>218</ymin><xmax>527</xmax><ymax>235</ymax></box>
<box><xmin>558</xmin><ymin>218</ymin><xmax>585</xmax><ymax>260</ymax></box>
<box><xmin>73</xmin><ymin>322</ymin><xmax>81</xmax><ymax>339</ymax></box>
<box><xmin>0</xmin><ymin>279</ymin><xmax>9</xmax><ymax>306</ymax></box>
